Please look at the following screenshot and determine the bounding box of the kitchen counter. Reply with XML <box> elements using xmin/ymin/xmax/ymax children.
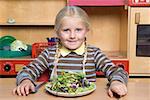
<box><xmin>0</xmin><ymin>78</ymin><xmax>150</xmax><ymax>100</ymax></box>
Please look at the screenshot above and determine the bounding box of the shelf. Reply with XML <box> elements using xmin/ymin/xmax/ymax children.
<box><xmin>0</xmin><ymin>56</ymin><xmax>34</xmax><ymax>60</ymax></box>
<box><xmin>104</xmin><ymin>51</ymin><xmax>127</xmax><ymax>60</ymax></box>
<box><xmin>68</xmin><ymin>0</ymin><xmax>126</xmax><ymax>6</ymax></box>
<box><xmin>0</xmin><ymin>23</ymin><xmax>54</xmax><ymax>27</ymax></box>
<box><xmin>0</xmin><ymin>51</ymin><xmax>127</xmax><ymax>60</ymax></box>
<box><xmin>0</xmin><ymin>0</ymin><xmax>66</xmax><ymax>27</ymax></box>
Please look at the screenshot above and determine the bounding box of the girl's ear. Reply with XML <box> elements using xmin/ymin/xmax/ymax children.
<box><xmin>55</xmin><ymin>30</ymin><xmax>60</xmax><ymax>37</ymax></box>
<box><xmin>86</xmin><ymin>28</ymin><xmax>90</xmax><ymax>32</ymax></box>
<box><xmin>85</xmin><ymin>28</ymin><xmax>90</xmax><ymax>36</ymax></box>
<box><xmin>85</xmin><ymin>28</ymin><xmax>90</xmax><ymax>38</ymax></box>
<box><xmin>57</xmin><ymin>33</ymin><xmax>61</xmax><ymax>38</ymax></box>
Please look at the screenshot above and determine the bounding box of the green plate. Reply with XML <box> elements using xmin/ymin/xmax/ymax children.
<box><xmin>0</xmin><ymin>36</ymin><xmax>16</xmax><ymax>49</ymax></box>
<box><xmin>0</xmin><ymin>45</ymin><xmax>32</xmax><ymax>58</ymax></box>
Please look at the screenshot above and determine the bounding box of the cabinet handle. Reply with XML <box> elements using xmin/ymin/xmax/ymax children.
<box><xmin>135</xmin><ymin>12</ymin><xmax>140</xmax><ymax>24</ymax></box>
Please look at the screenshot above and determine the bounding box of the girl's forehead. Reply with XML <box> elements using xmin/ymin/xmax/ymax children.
<box><xmin>62</xmin><ymin>16</ymin><xmax>82</xmax><ymax>22</ymax></box>
<box><xmin>60</xmin><ymin>16</ymin><xmax>85</xmax><ymax>27</ymax></box>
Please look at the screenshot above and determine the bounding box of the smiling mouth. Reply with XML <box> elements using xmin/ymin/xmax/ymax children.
<box><xmin>69</xmin><ymin>41</ymin><xmax>76</xmax><ymax>42</ymax></box>
<box><xmin>68</xmin><ymin>40</ymin><xmax>77</xmax><ymax>43</ymax></box>
<box><xmin>67</xmin><ymin>41</ymin><xmax>78</xmax><ymax>45</ymax></box>
<box><xmin>69</xmin><ymin>41</ymin><xmax>76</xmax><ymax>43</ymax></box>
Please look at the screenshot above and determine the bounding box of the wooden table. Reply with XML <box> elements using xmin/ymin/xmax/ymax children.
<box><xmin>0</xmin><ymin>78</ymin><xmax>150</xmax><ymax>100</ymax></box>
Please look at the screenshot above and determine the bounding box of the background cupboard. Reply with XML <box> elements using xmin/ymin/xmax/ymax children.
<box><xmin>0</xmin><ymin>0</ymin><xmax>150</xmax><ymax>77</ymax></box>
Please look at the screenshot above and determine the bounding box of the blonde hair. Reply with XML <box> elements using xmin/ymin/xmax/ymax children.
<box><xmin>54</xmin><ymin>6</ymin><xmax>90</xmax><ymax>32</ymax></box>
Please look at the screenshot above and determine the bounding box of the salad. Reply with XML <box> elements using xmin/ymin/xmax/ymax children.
<box><xmin>46</xmin><ymin>71</ymin><xmax>96</xmax><ymax>94</ymax></box>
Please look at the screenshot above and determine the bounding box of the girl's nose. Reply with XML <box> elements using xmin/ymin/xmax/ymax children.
<box><xmin>70</xmin><ymin>31</ymin><xmax>76</xmax><ymax>38</ymax></box>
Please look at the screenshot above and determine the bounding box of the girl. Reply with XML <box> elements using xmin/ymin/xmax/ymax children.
<box><xmin>13</xmin><ymin>6</ymin><xmax>128</xmax><ymax>97</ymax></box>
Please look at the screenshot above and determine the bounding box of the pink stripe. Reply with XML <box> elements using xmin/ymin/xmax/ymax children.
<box><xmin>68</xmin><ymin>0</ymin><xmax>125</xmax><ymax>6</ymax></box>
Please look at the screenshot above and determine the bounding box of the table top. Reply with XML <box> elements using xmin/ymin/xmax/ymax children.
<box><xmin>0</xmin><ymin>78</ymin><xmax>150</xmax><ymax>100</ymax></box>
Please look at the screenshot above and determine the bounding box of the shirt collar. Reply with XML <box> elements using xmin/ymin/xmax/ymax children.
<box><xmin>59</xmin><ymin>43</ymin><xmax>85</xmax><ymax>57</ymax></box>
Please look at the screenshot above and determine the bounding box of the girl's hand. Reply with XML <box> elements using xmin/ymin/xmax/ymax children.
<box><xmin>107</xmin><ymin>81</ymin><xmax>127</xmax><ymax>98</ymax></box>
<box><xmin>13</xmin><ymin>79</ymin><xmax>35</xmax><ymax>96</ymax></box>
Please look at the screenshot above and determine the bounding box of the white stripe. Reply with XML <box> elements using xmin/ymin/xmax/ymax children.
<box><xmin>59</xmin><ymin>57</ymin><xmax>94</xmax><ymax>61</ymax></box>
<box><xmin>102</xmin><ymin>62</ymin><xmax>114</xmax><ymax>72</ymax></box>
<box><xmin>48</xmin><ymin>48</ymin><xmax>56</xmax><ymax>50</ymax></box>
<box><xmin>41</xmin><ymin>51</ymin><xmax>49</xmax><ymax>58</ymax></box>
<box><xmin>49</xmin><ymin>56</ymin><xmax>55</xmax><ymax>60</ymax></box>
<box><xmin>44</xmin><ymin>49</ymin><xmax>49</xmax><ymax>54</ymax></box>
<box><xmin>36</xmin><ymin>58</ymin><xmax>47</xmax><ymax>69</ymax></box>
<box><xmin>112</xmin><ymin>75</ymin><xmax>124</xmax><ymax>82</ymax></box>
<box><xmin>49</xmin><ymin>51</ymin><xmax>56</xmax><ymax>54</ymax></box>
<box><xmin>39</xmin><ymin>55</ymin><xmax>48</xmax><ymax>67</ymax></box>
<box><xmin>96</xmin><ymin>55</ymin><xmax>106</xmax><ymax>69</ymax></box>
<box><xmin>29</xmin><ymin>64</ymin><xmax>40</xmax><ymax>77</ymax></box>
<box><xmin>58</xmin><ymin>63</ymin><xmax>95</xmax><ymax>67</ymax></box>
<box><xmin>86</xmin><ymin>73</ymin><xmax>96</xmax><ymax>77</ymax></box>
<box><xmin>88</xmin><ymin>52</ymin><xmax>95</xmax><ymax>55</ymax></box>
<box><xmin>26</xmin><ymin>68</ymin><xmax>37</xmax><ymax>78</ymax></box>
<box><xmin>34</xmin><ymin>63</ymin><xmax>44</xmax><ymax>72</ymax></box>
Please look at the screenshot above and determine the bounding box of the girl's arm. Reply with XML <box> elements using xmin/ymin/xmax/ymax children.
<box><xmin>94</xmin><ymin>48</ymin><xmax>128</xmax><ymax>97</ymax></box>
<box><xmin>94</xmin><ymin>48</ymin><xmax>128</xmax><ymax>85</ymax></box>
<box><xmin>16</xmin><ymin>48</ymin><xmax>50</xmax><ymax>85</ymax></box>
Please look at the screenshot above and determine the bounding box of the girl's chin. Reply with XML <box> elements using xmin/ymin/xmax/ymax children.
<box><xmin>66</xmin><ymin>46</ymin><xmax>78</xmax><ymax>50</ymax></box>
<box><xmin>65</xmin><ymin>45</ymin><xmax>79</xmax><ymax>50</ymax></box>
<box><xmin>64</xmin><ymin>42</ymin><xmax>82</xmax><ymax>49</ymax></box>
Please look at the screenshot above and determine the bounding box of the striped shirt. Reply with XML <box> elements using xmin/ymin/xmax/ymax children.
<box><xmin>16</xmin><ymin>44</ymin><xmax>128</xmax><ymax>85</ymax></box>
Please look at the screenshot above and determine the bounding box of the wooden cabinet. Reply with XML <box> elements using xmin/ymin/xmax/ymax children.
<box><xmin>68</xmin><ymin>0</ymin><xmax>129</xmax><ymax>74</ymax></box>
<box><xmin>70</xmin><ymin>6</ymin><xmax>129</xmax><ymax>74</ymax></box>
<box><xmin>0</xmin><ymin>0</ymin><xmax>66</xmax><ymax>45</ymax></box>
<box><xmin>128</xmin><ymin>7</ymin><xmax>150</xmax><ymax>75</ymax></box>
<box><xmin>68</xmin><ymin>0</ymin><xmax>150</xmax><ymax>76</ymax></box>
<box><xmin>0</xmin><ymin>1</ymin><xmax>128</xmax><ymax>60</ymax></box>
<box><xmin>0</xmin><ymin>0</ymin><xmax>66</xmax><ymax>76</ymax></box>
<box><xmin>0</xmin><ymin>0</ymin><xmax>131</xmax><ymax>76</ymax></box>
<box><xmin>0</xmin><ymin>0</ymin><xmax>66</xmax><ymax>25</ymax></box>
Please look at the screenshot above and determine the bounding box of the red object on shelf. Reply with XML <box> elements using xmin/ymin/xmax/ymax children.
<box><xmin>68</xmin><ymin>0</ymin><xmax>125</xmax><ymax>6</ymax></box>
<box><xmin>96</xmin><ymin>59</ymin><xmax>129</xmax><ymax>76</ymax></box>
<box><xmin>128</xmin><ymin>0</ymin><xmax>150</xmax><ymax>6</ymax></box>
<box><xmin>32</xmin><ymin>42</ymin><xmax>55</xmax><ymax>58</ymax></box>
<box><xmin>112</xmin><ymin>59</ymin><xmax>129</xmax><ymax>74</ymax></box>
<box><xmin>0</xmin><ymin>60</ymin><xmax>31</xmax><ymax>75</ymax></box>
<box><xmin>0</xmin><ymin>59</ymin><xmax>48</xmax><ymax>81</ymax></box>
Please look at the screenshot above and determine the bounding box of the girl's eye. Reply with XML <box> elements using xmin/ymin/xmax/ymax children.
<box><xmin>63</xmin><ymin>29</ymin><xmax>69</xmax><ymax>32</ymax></box>
<box><xmin>76</xmin><ymin>28</ymin><xmax>82</xmax><ymax>32</ymax></box>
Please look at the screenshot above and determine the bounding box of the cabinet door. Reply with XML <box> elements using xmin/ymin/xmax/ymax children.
<box><xmin>128</xmin><ymin>7</ymin><xmax>150</xmax><ymax>75</ymax></box>
<box><xmin>0</xmin><ymin>0</ymin><xmax>66</xmax><ymax>25</ymax></box>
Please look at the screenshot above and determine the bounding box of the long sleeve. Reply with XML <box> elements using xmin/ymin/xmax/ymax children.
<box><xmin>94</xmin><ymin>48</ymin><xmax>128</xmax><ymax>85</ymax></box>
<box><xmin>16</xmin><ymin>48</ymin><xmax>49</xmax><ymax>85</ymax></box>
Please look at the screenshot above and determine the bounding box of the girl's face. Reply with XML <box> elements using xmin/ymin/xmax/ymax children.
<box><xmin>57</xmin><ymin>17</ymin><xmax>89</xmax><ymax>50</ymax></box>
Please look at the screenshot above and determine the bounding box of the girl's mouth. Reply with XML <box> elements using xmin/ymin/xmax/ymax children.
<box><xmin>67</xmin><ymin>40</ymin><xmax>77</xmax><ymax>43</ymax></box>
